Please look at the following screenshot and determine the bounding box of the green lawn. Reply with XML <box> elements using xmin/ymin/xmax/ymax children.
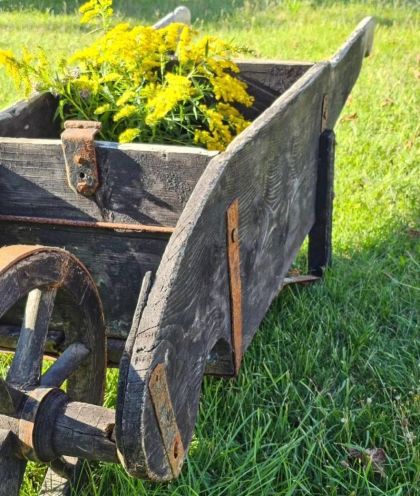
<box><xmin>0</xmin><ymin>1</ymin><xmax>419</xmax><ymax>495</ymax></box>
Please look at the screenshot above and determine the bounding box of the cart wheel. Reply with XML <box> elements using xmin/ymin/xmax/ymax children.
<box><xmin>0</xmin><ymin>245</ymin><xmax>106</xmax><ymax>495</ymax></box>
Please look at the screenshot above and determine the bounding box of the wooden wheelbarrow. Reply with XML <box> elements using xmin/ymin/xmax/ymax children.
<box><xmin>0</xmin><ymin>17</ymin><xmax>375</xmax><ymax>494</ymax></box>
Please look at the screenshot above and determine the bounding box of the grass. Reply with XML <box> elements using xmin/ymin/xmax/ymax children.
<box><xmin>0</xmin><ymin>1</ymin><xmax>419</xmax><ymax>494</ymax></box>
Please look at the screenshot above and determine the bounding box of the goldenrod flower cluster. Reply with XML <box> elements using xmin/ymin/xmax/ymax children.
<box><xmin>0</xmin><ymin>0</ymin><xmax>254</xmax><ymax>151</ymax></box>
<box><xmin>80</xmin><ymin>0</ymin><xmax>113</xmax><ymax>29</ymax></box>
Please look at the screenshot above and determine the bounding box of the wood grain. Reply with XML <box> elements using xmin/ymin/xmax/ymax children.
<box><xmin>0</xmin><ymin>139</ymin><xmax>216</xmax><ymax>228</ymax></box>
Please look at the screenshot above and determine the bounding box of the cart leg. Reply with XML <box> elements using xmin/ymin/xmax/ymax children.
<box><xmin>308</xmin><ymin>129</ymin><xmax>335</xmax><ymax>277</ymax></box>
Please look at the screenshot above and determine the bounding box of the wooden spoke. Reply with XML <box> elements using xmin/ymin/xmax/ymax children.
<box><xmin>7</xmin><ymin>287</ymin><xmax>57</xmax><ymax>389</ymax></box>
<box><xmin>0</xmin><ymin>429</ymin><xmax>26</xmax><ymax>496</ymax></box>
<box><xmin>41</xmin><ymin>342</ymin><xmax>90</xmax><ymax>388</ymax></box>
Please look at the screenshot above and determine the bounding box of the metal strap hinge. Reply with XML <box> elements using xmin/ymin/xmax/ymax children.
<box><xmin>149</xmin><ymin>363</ymin><xmax>185</xmax><ymax>477</ymax></box>
<box><xmin>226</xmin><ymin>198</ymin><xmax>243</xmax><ymax>375</ymax></box>
<box><xmin>61</xmin><ymin>120</ymin><xmax>101</xmax><ymax>196</ymax></box>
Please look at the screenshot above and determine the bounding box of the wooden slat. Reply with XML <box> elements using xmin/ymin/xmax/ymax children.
<box><xmin>116</xmin><ymin>272</ymin><xmax>153</xmax><ymax>469</ymax></box>
<box><xmin>0</xmin><ymin>138</ymin><xmax>217</xmax><ymax>228</ymax></box>
<box><xmin>0</xmin><ymin>324</ymin><xmax>64</xmax><ymax>353</ymax></box>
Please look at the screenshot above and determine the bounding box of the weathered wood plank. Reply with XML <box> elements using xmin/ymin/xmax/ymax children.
<box><xmin>0</xmin><ymin>139</ymin><xmax>217</xmax><ymax>228</ymax></box>
<box><xmin>0</xmin><ymin>324</ymin><xmax>64</xmax><ymax>353</ymax></box>
<box><xmin>0</xmin><ymin>326</ymin><xmax>125</xmax><ymax>367</ymax></box>
<box><xmin>116</xmin><ymin>272</ymin><xmax>153</xmax><ymax>469</ymax></box>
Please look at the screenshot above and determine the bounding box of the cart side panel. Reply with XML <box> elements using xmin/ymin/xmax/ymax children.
<box><xmin>118</xmin><ymin>63</ymin><xmax>332</xmax><ymax>480</ymax></box>
<box><xmin>236</xmin><ymin>61</ymin><xmax>314</xmax><ymax>120</ymax></box>
<box><xmin>0</xmin><ymin>93</ymin><xmax>59</xmax><ymax>139</ymax></box>
<box><xmin>0</xmin><ymin>140</ymin><xmax>216</xmax><ymax>227</ymax></box>
<box><xmin>0</xmin><ymin>223</ymin><xmax>168</xmax><ymax>338</ymax></box>
<box><xmin>237</xmin><ymin>60</ymin><xmax>313</xmax><ymax>94</ymax></box>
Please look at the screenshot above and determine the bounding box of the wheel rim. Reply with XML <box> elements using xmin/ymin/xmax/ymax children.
<box><xmin>0</xmin><ymin>245</ymin><xmax>106</xmax><ymax>495</ymax></box>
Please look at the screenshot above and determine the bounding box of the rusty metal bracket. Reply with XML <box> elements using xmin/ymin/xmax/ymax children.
<box><xmin>282</xmin><ymin>274</ymin><xmax>320</xmax><ymax>288</ymax></box>
<box><xmin>61</xmin><ymin>120</ymin><xmax>101</xmax><ymax>196</ymax></box>
<box><xmin>227</xmin><ymin>199</ymin><xmax>243</xmax><ymax>375</ymax></box>
<box><xmin>149</xmin><ymin>363</ymin><xmax>184</xmax><ymax>477</ymax></box>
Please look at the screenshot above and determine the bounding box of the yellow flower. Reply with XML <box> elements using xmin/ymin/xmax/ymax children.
<box><xmin>0</xmin><ymin>49</ymin><xmax>21</xmax><ymax>84</ymax></box>
<box><xmin>160</xmin><ymin>23</ymin><xmax>184</xmax><ymax>53</ymax></box>
<box><xmin>210</xmin><ymin>74</ymin><xmax>254</xmax><ymax>106</ymax></box>
<box><xmin>176</xmin><ymin>25</ymin><xmax>194</xmax><ymax>65</ymax></box>
<box><xmin>216</xmin><ymin>103</ymin><xmax>251</xmax><ymax>133</ymax></box>
<box><xmin>116</xmin><ymin>90</ymin><xmax>136</xmax><ymax>107</ymax></box>
<box><xmin>141</xmin><ymin>83</ymin><xmax>158</xmax><ymax>99</ymax></box>
<box><xmin>101</xmin><ymin>72</ymin><xmax>121</xmax><ymax>82</ymax></box>
<box><xmin>79</xmin><ymin>0</ymin><xmax>97</xmax><ymax>13</ymax></box>
<box><xmin>73</xmin><ymin>75</ymin><xmax>99</xmax><ymax>95</ymax></box>
<box><xmin>194</xmin><ymin>129</ymin><xmax>224</xmax><ymax>151</ymax></box>
<box><xmin>119</xmin><ymin>128</ymin><xmax>140</xmax><ymax>143</ymax></box>
<box><xmin>146</xmin><ymin>73</ymin><xmax>192</xmax><ymax>126</ymax></box>
<box><xmin>79</xmin><ymin>0</ymin><xmax>113</xmax><ymax>25</ymax></box>
<box><xmin>94</xmin><ymin>103</ymin><xmax>111</xmax><ymax>115</ymax></box>
<box><xmin>195</xmin><ymin>102</ymin><xmax>250</xmax><ymax>151</ymax></box>
<box><xmin>0</xmin><ymin>0</ymin><xmax>254</xmax><ymax>151</ymax></box>
<box><xmin>113</xmin><ymin>105</ymin><xmax>137</xmax><ymax>122</ymax></box>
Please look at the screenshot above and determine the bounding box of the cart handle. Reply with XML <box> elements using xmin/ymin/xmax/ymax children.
<box><xmin>153</xmin><ymin>6</ymin><xmax>191</xmax><ymax>29</ymax></box>
<box><xmin>326</xmin><ymin>16</ymin><xmax>375</xmax><ymax>128</ymax></box>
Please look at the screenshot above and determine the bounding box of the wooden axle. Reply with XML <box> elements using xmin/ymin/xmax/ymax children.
<box><xmin>0</xmin><ymin>385</ymin><xmax>117</xmax><ymax>464</ymax></box>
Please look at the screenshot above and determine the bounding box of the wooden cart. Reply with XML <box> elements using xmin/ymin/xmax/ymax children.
<box><xmin>0</xmin><ymin>18</ymin><xmax>375</xmax><ymax>495</ymax></box>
